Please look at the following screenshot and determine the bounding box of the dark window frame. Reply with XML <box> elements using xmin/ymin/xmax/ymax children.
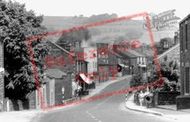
<box><xmin>185</xmin><ymin>67</ymin><xmax>190</xmax><ymax>94</ymax></box>
<box><xmin>180</xmin><ymin>24</ymin><xmax>184</xmax><ymax>51</ymax></box>
<box><xmin>185</xmin><ymin>20</ymin><xmax>189</xmax><ymax>50</ymax></box>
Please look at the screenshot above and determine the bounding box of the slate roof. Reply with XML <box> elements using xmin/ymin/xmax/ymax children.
<box><xmin>48</xmin><ymin>41</ymin><xmax>75</xmax><ymax>57</ymax></box>
<box><xmin>109</xmin><ymin>49</ymin><xmax>122</xmax><ymax>58</ymax></box>
<box><xmin>116</xmin><ymin>49</ymin><xmax>145</xmax><ymax>58</ymax></box>
<box><xmin>45</xmin><ymin>68</ymin><xmax>67</xmax><ymax>79</ymax></box>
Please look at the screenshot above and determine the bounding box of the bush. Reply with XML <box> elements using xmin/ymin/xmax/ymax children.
<box><xmin>130</xmin><ymin>73</ymin><xmax>144</xmax><ymax>87</ymax></box>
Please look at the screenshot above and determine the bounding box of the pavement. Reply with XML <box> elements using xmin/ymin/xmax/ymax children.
<box><xmin>34</xmin><ymin>75</ymin><xmax>174</xmax><ymax>122</ymax></box>
<box><xmin>0</xmin><ymin>110</ymin><xmax>41</xmax><ymax>122</ymax></box>
<box><xmin>125</xmin><ymin>93</ymin><xmax>190</xmax><ymax>122</ymax></box>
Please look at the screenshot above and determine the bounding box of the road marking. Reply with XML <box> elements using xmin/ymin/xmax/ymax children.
<box><xmin>85</xmin><ymin>80</ymin><xmax>130</xmax><ymax>122</ymax></box>
<box><xmin>86</xmin><ymin>110</ymin><xmax>102</xmax><ymax>122</ymax></box>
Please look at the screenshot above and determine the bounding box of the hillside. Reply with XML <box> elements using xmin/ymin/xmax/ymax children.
<box><xmin>139</xmin><ymin>29</ymin><xmax>178</xmax><ymax>45</ymax></box>
<box><xmin>42</xmin><ymin>14</ymin><xmax>146</xmax><ymax>44</ymax></box>
<box><xmin>42</xmin><ymin>11</ymin><xmax>179</xmax><ymax>44</ymax></box>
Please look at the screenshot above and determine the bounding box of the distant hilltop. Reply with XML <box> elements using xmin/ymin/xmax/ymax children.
<box><xmin>42</xmin><ymin>13</ymin><xmax>118</xmax><ymax>30</ymax></box>
<box><xmin>42</xmin><ymin>12</ymin><xmax>179</xmax><ymax>44</ymax></box>
<box><xmin>42</xmin><ymin>13</ymin><xmax>145</xmax><ymax>44</ymax></box>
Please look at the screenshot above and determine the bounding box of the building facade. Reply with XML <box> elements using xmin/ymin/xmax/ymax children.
<box><xmin>108</xmin><ymin>49</ymin><xmax>121</xmax><ymax>77</ymax></box>
<box><xmin>158</xmin><ymin>44</ymin><xmax>180</xmax><ymax>65</ymax></box>
<box><xmin>174</xmin><ymin>31</ymin><xmax>179</xmax><ymax>45</ymax></box>
<box><xmin>179</xmin><ymin>15</ymin><xmax>190</xmax><ymax>95</ymax></box>
<box><xmin>114</xmin><ymin>46</ymin><xmax>147</xmax><ymax>75</ymax></box>
<box><xmin>45</xmin><ymin>68</ymin><xmax>71</xmax><ymax>106</ymax></box>
<box><xmin>160</xmin><ymin>38</ymin><xmax>174</xmax><ymax>51</ymax></box>
<box><xmin>75</xmin><ymin>41</ymin><xmax>97</xmax><ymax>93</ymax></box>
<box><xmin>177</xmin><ymin>14</ymin><xmax>190</xmax><ymax>109</ymax></box>
<box><xmin>96</xmin><ymin>43</ymin><xmax>110</xmax><ymax>82</ymax></box>
<box><xmin>76</xmin><ymin>46</ymin><xmax>98</xmax><ymax>81</ymax></box>
<box><xmin>0</xmin><ymin>43</ymin><xmax>4</xmax><ymax>111</ymax></box>
<box><xmin>31</xmin><ymin>41</ymin><xmax>75</xmax><ymax>109</ymax></box>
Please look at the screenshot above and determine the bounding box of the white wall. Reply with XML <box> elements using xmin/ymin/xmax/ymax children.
<box><xmin>83</xmin><ymin>47</ymin><xmax>98</xmax><ymax>74</ymax></box>
<box><xmin>137</xmin><ymin>56</ymin><xmax>146</xmax><ymax>65</ymax></box>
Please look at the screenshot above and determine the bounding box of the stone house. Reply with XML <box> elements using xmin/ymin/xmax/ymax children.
<box><xmin>28</xmin><ymin>41</ymin><xmax>75</xmax><ymax>109</ymax></box>
<box><xmin>114</xmin><ymin>47</ymin><xmax>147</xmax><ymax>75</ymax></box>
<box><xmin>177</xmin><ymin>14</ymin><xmax>190</xmax><ymax>109</ymax></box>
<box><xmin>96</xmin><ymin>43</ymin><xmax>110</xmax><ymax>82</ymax></box>
<box><xmin>43</xmin><ymin>41</ymin><xmax>74</xmax><ymax>106</ymax></box>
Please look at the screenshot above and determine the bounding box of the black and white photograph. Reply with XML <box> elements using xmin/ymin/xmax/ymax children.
<box><xmin>0</xmin><ymin>0</ymin><xmax>190</xmax><ymax>122</ymax></box>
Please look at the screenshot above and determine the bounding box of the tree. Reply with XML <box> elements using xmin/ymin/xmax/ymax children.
<box><xmin>160</xmin><ymin>57</ymin><xmax>179</xmax><ymax>91</ymax></box>
<box><xmin>130</xmin><ymin>73</ymin><xmax>144</xmax><ymax>87</ymax></box>
<box><xmin>0</xmin><ymin>0</ymin><xmax>48</xmax><ymax>109</ymax></box>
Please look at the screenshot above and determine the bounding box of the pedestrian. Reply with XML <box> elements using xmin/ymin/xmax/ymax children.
<box><xmin>139</xmin><ymin>90</ymin><xmax>145</xmax><ymax>106</ymax></box>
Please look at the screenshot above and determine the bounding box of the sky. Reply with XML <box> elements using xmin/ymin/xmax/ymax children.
<box><xmin>11</xmin><ymin>0</ymin><xmax>189</xmax><ymax>19</ymax></box>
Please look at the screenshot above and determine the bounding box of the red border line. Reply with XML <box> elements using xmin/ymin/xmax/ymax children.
<box><xmin>145</xmin><ymin>15</ymin><xmax>162</xmax><ymax>76</ymax></box>
<box><xmin>25</xmin><ymin>12</ymin><xmax>163</xmax><ymax>110</ymax></box>
<box><xmin>27</xmin><ymin>41</ymin><xmax>45</xmax><ymax>108</ymax></box>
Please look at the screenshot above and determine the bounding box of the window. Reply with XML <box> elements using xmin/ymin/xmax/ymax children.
<box><xmin>75</xmin><ymin>42</ymin><xmax>80</xmax><ymax>49</ymax></box>
<box><xmin>99</xmin><ymin>46</ymin><xmax>109</xmax><ymax>58</ymax></box>
<box><xmin>185</xmin><ymin>67</ymin><xmax>190</xmax><ymax>94</ymax></box>
<box><xmin>163</xmin><ymin>41</ymin><xmax>169</xmax><ymax>48</ymax></box>
<box><xmin>180</xmin><ymin>24</ymin><xmax>184</xmax><ymax>51</ymax></box>
<box><xmin>142</xmin><ymin>58</ymin><xmax>145</xmax><ymax>65</ymax></box>
<box><xmin>137</xmin><ymin>57</ymin><xmax>140</xmax><ymax>64</ymax></box>
<box><xmin>140</xmin><ymin>57</ymin><xmax>142</xmax><ymax>64</ymax></box>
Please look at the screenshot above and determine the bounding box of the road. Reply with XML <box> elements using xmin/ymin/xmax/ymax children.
<box><xmin>35</xmin><ymin>77</ymin><xmax>175</xmax><ymax>122</ymax></box>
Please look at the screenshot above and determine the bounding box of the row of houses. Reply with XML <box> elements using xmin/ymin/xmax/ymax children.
<box><xmin>32</xmin><ymin>39</ymin><xmax>149</xmax><ymax>109</ymax></box>
<box><xmin>0</xmin><ymin>36</ymin><xmax>149</xmax><ymax>110</ymax></box>
<box><xmin>7</xmin><ymin>13</ymin><xmax>189</xmax><ymax>110</ymax></box>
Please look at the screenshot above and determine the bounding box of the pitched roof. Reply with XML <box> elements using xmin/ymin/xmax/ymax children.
<box><xmin>45</xmin><ymin>68</ymin><xmax>67</xmax><ymax>79</ymax></box>
<box><xmin>127</xmin><ymin>49</ymin><xmax>144</xmax><ymax>57</ymax></box>
<box><xmin>48</xmin><ymin>41</ymin><xmax>75</xmax><ymax>57</ymax></box>
<box><xmin>117</xmin><ymin>49</ymin><xmax>145</xmax><ymax>58</ymax></box>
<box><xmin>109</xmin><ymin>49</ymin><xmax>122</xmax><ymax>58</ymax></box>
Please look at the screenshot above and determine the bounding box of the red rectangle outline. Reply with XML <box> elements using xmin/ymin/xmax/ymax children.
<box><xmin>25</xmin><ymin>12</ymin><xmax>163</xmax><ymax>111</ymax></box>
